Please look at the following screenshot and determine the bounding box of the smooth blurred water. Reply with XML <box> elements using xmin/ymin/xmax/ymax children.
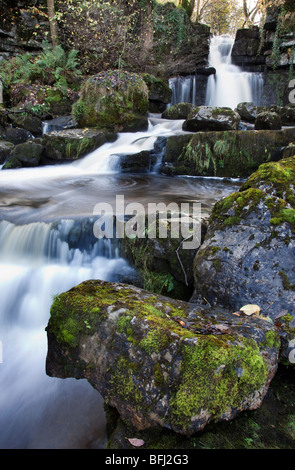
<box><xmin>205</xmin><ymin>35</ymin><xmax>264</xmax><ymax>109</ymax></box>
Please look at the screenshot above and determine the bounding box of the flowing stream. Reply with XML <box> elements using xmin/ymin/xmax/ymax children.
<box><xmin>0</xmin><ymin>115</ymin><xmax>241</xmax><ymax>448</ymax></box>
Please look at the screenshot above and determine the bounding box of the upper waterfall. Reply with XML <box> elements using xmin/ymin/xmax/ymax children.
<box><xmin>205</xmin><ymin>35</ymin><xmax>264</xmax><ymax>109</ymax></box>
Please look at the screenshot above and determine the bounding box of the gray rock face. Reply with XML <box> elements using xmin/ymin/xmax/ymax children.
<box><xmin>191</xmin><ymin>155</ymin><xmax>295</xmax><ymax>321</ymax></box>
<box><xmin>46</xmin><ymin>280</ymin><xmax>280</xmax><ymax>436</ymax></box>
<box><xmin>231</xmin><ymin>27</ymin><xmax>264</xmax><ymax>67</ymax></box>
<box><xmin>183</xmin><ymin>106</ymin><xmax>240</xmax><ymax>132</ymax></box>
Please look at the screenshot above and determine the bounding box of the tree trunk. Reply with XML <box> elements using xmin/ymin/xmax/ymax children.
<box><xmin>141</xmin><ymin>0</ymin><xmax>153</xmax><ymax>60</ymax></box>
<box><xmin>47</xmin><ymin>0</ymin><xmax>59</xmax><ymax>48</ymax></box>
<box><xmin>243</xmin><ymin>0</ymin><xmax>251</xmax><ymax>27</ymax></box>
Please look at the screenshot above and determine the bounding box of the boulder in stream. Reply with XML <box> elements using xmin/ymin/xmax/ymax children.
<box><xmin>43</xmin><ymin>128</ymin><xmax>117</xmax><ymax>162</ymax></box>
<box><xmin>183</xmin><ymin>106</ymin><xmax>241</xmax><ymax>132</ymax></box>
<box><xmin>162</xmin><ymin>103</ymin><xmax>196</xmax><ymax>120</ymax></box>
<box><xmin>46</xmin><ymin>279</ymin><xmax>280</xmax><ymax>436</ymax></box>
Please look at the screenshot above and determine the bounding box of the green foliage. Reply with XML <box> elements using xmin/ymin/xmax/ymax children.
<box><xmin>0</xmin><ymin>41</ymin><xmax>81</xmax><ymax>114</ymax></box>
<box><xmin>153</xmin><ymin>2</ymin><xmax>189</xmax><ymax>55</ymax></box>
<box><xmin>34</xmin><ymin>41</ymin><xmax>81</xmax><ymax>84</ymax></box>
<box><xmin>0</xmin><ymin>42</ymin><xmax>81</xmax><ymax>92</ymax></box>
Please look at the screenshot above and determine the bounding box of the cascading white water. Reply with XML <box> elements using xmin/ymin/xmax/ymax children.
<box><xmin>205</xmin><ymin>35</ymin><xmax>264</xmax><ymax>109</ymax></box>
<box><xmin>168</xmin><ymin>76</ymin><xmax>197</xmax><ymax>107</ymax></box>
<box><xmin>0</xmin><ymin>218</ymin><xmax>135</xmax><ymax>448</ymax></box>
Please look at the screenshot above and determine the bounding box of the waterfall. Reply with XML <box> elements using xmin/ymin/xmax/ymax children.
<box><xmin>0</xmin><ymin>218</ymin><xmax>135</xmax><ymax>448</ymax></box>
<box><xmin>168</xmin><ymin>75</ymin><xmax>197</xmax><ymax>106</ymax></box>
<box><xmin>205</xmin><ymin>35</ymin><xmax>264</xmax><ymax>109</ymax></box>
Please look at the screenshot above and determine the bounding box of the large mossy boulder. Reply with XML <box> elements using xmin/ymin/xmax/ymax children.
<box><xmin>46</xmin><ymin>279</ymin><xmax>280</xmax><ymax>436</ymax></box>
<box><xmin>9</xmin><ymin>141</ymin><xmax>44</xmax><ymax>167</ymax></box>
<box><xmin>160</xmin><ymin>128</ymin><xmax>295</xmax><ymax>178</ymax></box>
<box><xmin>72</xmin><ymin>70</ymin><xmax>149</xmax><ymax>132</ymax></box>
<box><xmin>183</xmin><ymin>106</ymin><xmax>240</xmax><ymax>132</ymax></box>
<box><xmin>191</xmin><ymin>155</ymin><xmax>295</xmax><ymax>327</ymax></box>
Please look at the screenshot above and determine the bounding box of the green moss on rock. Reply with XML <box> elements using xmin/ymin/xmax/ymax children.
<box><xmin>241</xmin><ymin>155</ymin><xmax>295</xmax><ymax>208</ymax></box>
<box><xmin>170</xmin><ymin>336</ymin><xmax>269</xmax><ymax>428</ymax></box>
<box><xmin>72</xmin><ymin>70</ymin><xmax>149</xmax><ymax>132</ymax></box>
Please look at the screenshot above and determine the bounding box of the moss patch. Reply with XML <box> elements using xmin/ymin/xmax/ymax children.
<box><xmin>241</xmin><ymin>155</ymin><xmax>295</xmax><ymax>207</ymax></box>
<box><xmin>72</xmin><ymin>70</ymin><xmax>149</xmax><ymax>131</ymax></box>
<box><xmin>170</xmin><ymin>336</ymin><xmax>269</xmax><ymax>428</ymax></box>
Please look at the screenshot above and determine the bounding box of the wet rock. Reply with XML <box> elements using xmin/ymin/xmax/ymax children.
<box><xmin>237</xmin><ymin>102</ymin><xmax>264</xmax><ymax>123</ymax></box>
<box><xmin>2</xmin><ymin>155</ymin><xmax>22</xmax><ymax>170</ymax></box>
<box><xmin>191</xmin><ymin>155</ymin><xmax>295</xmax><ymax>325</ymax></box>
<box><xmin>237</xmin><ymin>102</ymin><xmax>295</xmax><ymax>126</ymax></box>
<box><xmin>8</xmin><ymin>114</ymin><xmax>43</xmax><ymax>136</ymax></box>
<box><xmin>119</xmin><ymin>151</ymin><xmax>153</xmax><ymax>173</ymax></box>
<box><xmin>183</xmin><ymin>106</ymin><xmax>240</xmax><ymax>132</ymax></box>
<box><xmin>0</xmin><ymin>139</ymin><xmax>14</xmax><ymax>164</ymax></box>
<box><xmin>162</xmin><ymin>103</ymin><xmax>195</xmax><ymax>120</ymax></box>
<box><xmin>43</xmin><ymin>128</ymin><xmax>117</xmax><ymax>162</ymax></box>
<box><xmin>10</xmin><ymin>141</ymin><xmax>44</xmax><ymax>167</ymax></box>
<box><xmin>42</xmin><ymin>115</ymin><xmax>77</xmax><ymax>134</ymax></box>
<box><xmin>255</xmin><ymin>111</ymin><xmax>282</xmax><ymax>130</ymax></box>
<box><xmin>121</xmin><ymin>213</ymin><xmax>206</xmax><ymax>300</ymax></box>
<box><xmin>46</xmin><ymin>279</ymin><xmax>280</xmax><ymax>436</ymax></box>
<box><xmin>160</xmin><ymin>128</ymin><xmax>295</xmax><ymax>178</ymax></box>
<box><xmin>142</xmin><ymin>74</ymin><xmax>172</xmax><ymax>113</ymax></box>
<box><xmin>5</xmin><ymin>127</ymin><xmax>33</xmax><ymax>145</ymax></box>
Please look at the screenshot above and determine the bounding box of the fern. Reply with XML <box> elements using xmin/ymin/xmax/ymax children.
<box><xmin>35</xmin><ymin>42</ymin><xmax>81</xmax><ymax>84</ymax></box>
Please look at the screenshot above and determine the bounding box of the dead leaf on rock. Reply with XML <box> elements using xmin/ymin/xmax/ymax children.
<box><xmin>239</xmin><ymin>304</ymin><xmax>261</xmax><ymax>316</ymax></box>
<box><xmin>126</xmin><ymin>438</ymin><xmax>145</xmax><ymax>447</ymax></box>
